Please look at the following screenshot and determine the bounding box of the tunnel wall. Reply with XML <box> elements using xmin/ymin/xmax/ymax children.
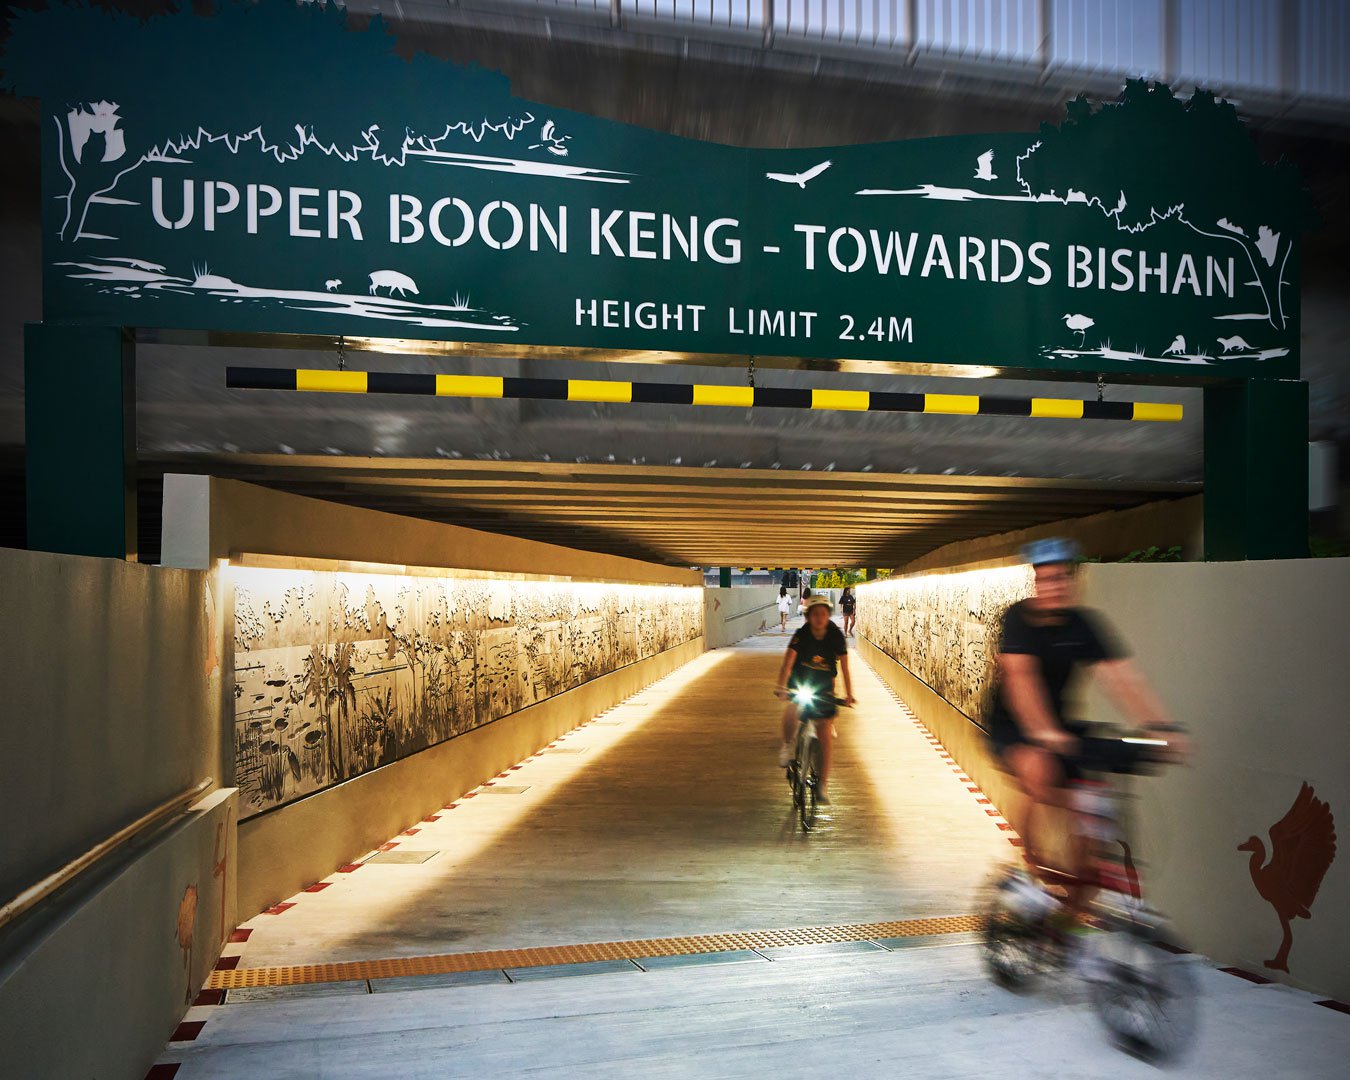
<box><xmin>1079</xmin><ymin>560</ymin><xmax>1350</xmax><ymax>1002</ymax></box>
<box><xmin>159</xmin><ymin>476</ymin><xmax>709</xmax><ymax>916</ymax></box>
<box><xmin>859</xmin><ymin>557</ymin><xmax>1350</xmax><ymax>1000</ymax></box>
<box><xmin>0</xmin><ymin>548</ymin><xmax>226</xmax><ymax>908</ymax></box>
<box><xmin>704</xmin><ymin>585</ymin><xmax>781</xmax><ymax>648</ymax></box>
<box><xmin>238</xmin><ymin>636</ymin><xmax>702</xmax><ymax>915</ymax></box>
<box><xmin>0</xmin><ymin>548</ymin><xmax>235</xmax><ymax>1080</ymax></box>
<box><xmin>900</xmin><ymin>493</ymin><xmax>1204</xmax><ymax>573</ymax></box>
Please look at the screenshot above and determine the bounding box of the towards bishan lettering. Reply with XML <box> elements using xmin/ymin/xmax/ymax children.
<box><xmin>150</xmin><ymin>181</ymin><xmax>1235</xmax><ymax>297</ymax></box>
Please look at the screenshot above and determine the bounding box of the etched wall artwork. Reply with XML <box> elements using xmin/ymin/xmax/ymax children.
<box><xmin>230</xmin><ymin>567</ymin><xmax>702</xmax><ymax>816</ymax></box>
<box><xmin>857</xmin><ymin>566</ymin><xmax>1033</xmax><ymax>726</ymax></box>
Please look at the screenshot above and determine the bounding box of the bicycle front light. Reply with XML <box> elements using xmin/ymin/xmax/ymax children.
<box><xmin>793</xmin><ymin>688</ymin><xmax>815</xmax><ymax>707</ymax></box>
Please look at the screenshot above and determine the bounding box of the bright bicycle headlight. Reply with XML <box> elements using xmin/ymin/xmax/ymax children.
<box><xmin>793</xmin><ymin>687</ymin><xmax>815</xmax><ymax>706</ymax></box>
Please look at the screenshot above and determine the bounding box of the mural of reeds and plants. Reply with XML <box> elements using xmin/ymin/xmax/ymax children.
<box><xmin>231</xmin><ymin>568</ymin><xmax>702</xmax><ymax>816</ymax></box>
<box><xmin>857</xmin><ymin>566</ymin><xmax>1032</xmax><ymax>727</ymax></box>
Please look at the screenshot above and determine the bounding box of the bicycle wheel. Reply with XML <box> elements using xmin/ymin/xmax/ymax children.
<box><xmin>979</xmin><ymin>869</ymin><xmax>1054</xmax><ymax>990</ymax></box>
<box><xmin>1090</xmin><ymin>924</ymin><xmax>1198</xmax><ymax>1063</ymax></box>
<box><xmin>800</xmin><ymin>739</ymin><xmax>821</xmax><ymax>832</ymax></box>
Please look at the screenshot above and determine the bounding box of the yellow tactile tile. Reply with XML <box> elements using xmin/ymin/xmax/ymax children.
<box><xmin>208</xmin><ymin>915</ymin><xmax>981</xmax><ymax>988</ymax></box>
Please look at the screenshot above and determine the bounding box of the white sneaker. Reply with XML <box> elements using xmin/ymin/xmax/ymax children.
<box><xmin>778</xmin><ymin>744</ymin><xmax>794</xmax><ymax>768</ymax></box>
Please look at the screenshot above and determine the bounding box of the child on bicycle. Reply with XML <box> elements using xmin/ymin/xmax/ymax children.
<box><xmin>775</xmin><ymin>594</ymin><xmax>855</xmax><ymax>804</ymax></box>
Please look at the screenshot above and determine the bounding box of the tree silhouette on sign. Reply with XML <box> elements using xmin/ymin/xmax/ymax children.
<box><xmin>1</xmin><ymin>1</ymin><xmax>520</xmax><ymax>241</ymax></box>
<box><xmin>1017</xmin><ymin>81</ymin><xmax>1314</xmax><ymax>329</ymax></box>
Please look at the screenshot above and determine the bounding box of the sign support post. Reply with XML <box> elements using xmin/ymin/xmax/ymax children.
<box><xmin>1203</xmin><ymin>378</ymin><xmax>1308</xmax><ymax>560</ymax></box>
<box><xmin>24</xmin><ymin>324</ymin><xmax>137</xmax><ymax>560</ymax></box>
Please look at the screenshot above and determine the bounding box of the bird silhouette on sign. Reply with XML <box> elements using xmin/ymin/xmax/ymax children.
<box><xmin>1061</xmin><ymin>313</ymin><xmax>1094</xmax><ymax>345</ymax></box>
<box><xmin>765</xmin><ymin>160</ymin><xmax>831</xmax><ymax>189</ymax></box>
<box><xmin>974</xmin><ymin>150</ymin><xmax>997</xmax><ymax>182</ymax></box>
<box><xmin>1238</xmin><ymin>783</ymin><xmax>1337</xmax><ymax>973</ymax></box>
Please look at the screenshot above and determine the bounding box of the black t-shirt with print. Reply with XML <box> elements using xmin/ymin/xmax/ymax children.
<box><xmin>789</xmin><ymin>621</ymin><xmax>848</xmax><ymax>695</ymax></box>
<box><xmin>988</xmin><ymin>600</ymin><xmax>1125</xmax><ymax>744</ymax></box>
<box><xmin>840</xmin><ymin>592</ymin><xmax>856</xmax><ymax>614</ymax></box>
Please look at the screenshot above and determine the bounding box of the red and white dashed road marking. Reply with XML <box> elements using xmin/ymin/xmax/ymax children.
<box><xmin>151</xmin><ymin>668</ymin><xmax>692</xmax><ymax>1074</ymax></box>
<box><xmin>871</xmin><ymin>680</ymin><xmax>1022</xmax><ymax>847</ymax></box>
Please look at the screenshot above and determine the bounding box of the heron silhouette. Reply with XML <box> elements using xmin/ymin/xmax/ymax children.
<box><xmin>1061</xmin><ymin>313</ymin><xmax>1094</xmax><ymax>346</ymax></box>
<box><xmin>1238</xmin><ymin>783</ymin><xmax>1337</xmax><ymax>972</ymax></box>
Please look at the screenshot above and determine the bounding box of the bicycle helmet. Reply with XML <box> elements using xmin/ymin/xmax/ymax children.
<box><xmin>803</xmin><ymin>594</ymin><xmax>834</xmax><ymax>613</ymax></box>
<box><xmin>1022</xmin><ymin>537</ymin><xmax>1082</xmax><ymax>567</ymax></box>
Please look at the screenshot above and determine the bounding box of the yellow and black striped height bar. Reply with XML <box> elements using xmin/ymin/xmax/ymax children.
<box><xmin>224</xmin><ymin>367</ymin><xmax>1183</xmax><ymax>422</ymax></box>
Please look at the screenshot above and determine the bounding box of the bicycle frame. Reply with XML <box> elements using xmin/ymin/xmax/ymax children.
<box><xmin>788</xmin><ymin>715</ymin><xmax>822</xmax><ymax>832</ymax></box>
<box><xmin>1024</xmin><ymin>776</ymin><xmax>1144</xmax><ymax>909</ymax></box>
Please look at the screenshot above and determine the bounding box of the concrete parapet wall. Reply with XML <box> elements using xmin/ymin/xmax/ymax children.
<box><xmin>860</xmin><ymin>555</ymin><xmax>1350</xmax><ymax>1000</ymax></box>
<box><xmin>238</xmin><ymin>636</ymin><xmax>703</xmax><ymax>916</ymax></box>
<box><xmin>1081</xmin><ymin>560</ymin><xmax>1350</xmax><ymax>1001</ymax></box>
<box><xmin>704</xmin><ymin>586</ymin><xmax>781</xmax><ymax>648</ymax></box>
<box><xmin>0</xmin><ymin>788</ymin><xmax>236</xmax><ymax>1080</ymax></box>
<box><xmin>0</xmin><ymin>547</ymin><xmax>225</xmax><ymax>905</ymax></box>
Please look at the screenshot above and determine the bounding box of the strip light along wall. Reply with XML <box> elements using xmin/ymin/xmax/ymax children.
<box><xmin>224</xmin><ymin>367</ymin><xmax>1184</xmax><ymax>423</ymax></box>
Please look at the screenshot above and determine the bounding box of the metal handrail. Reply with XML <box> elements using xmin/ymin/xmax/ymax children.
<box><xmin>0</xmin><ymin>778</ymin><xmax>214</xmax><ymax>932</ymax></box>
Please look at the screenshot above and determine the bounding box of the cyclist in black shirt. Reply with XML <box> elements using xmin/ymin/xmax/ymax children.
<box><xmin>990</xmin><ymin>538</ymin><xmax>1186</xmax><ymax>903</ymax></box>
<box><xmin>775</xmin><ymin>595</ymin><xmax>855</xmax><ymax>803</ymax></box>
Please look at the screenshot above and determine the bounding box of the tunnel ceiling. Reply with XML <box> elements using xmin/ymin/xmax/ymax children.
<box><xmin>147</xmin><ymin>453</ymin><xmax>1194</xmax><ymax>568</ymax></box>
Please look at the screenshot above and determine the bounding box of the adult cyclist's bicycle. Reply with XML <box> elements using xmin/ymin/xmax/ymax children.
<box><xmin>980</xmin><ymin>732</ymin><xmax>1197</xmax><ymax>1062</ymax></box>
<box><xmin>776</xmin><ymin>687</ymin><xmax>849</xmax><ymax>833</ymax></box>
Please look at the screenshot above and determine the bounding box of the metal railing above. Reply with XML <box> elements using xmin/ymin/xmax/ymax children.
<box><xmin>387</xmin><ymin>0</ymin><xmax>1348</xmax><ymax>117</ymax></box>
<box><xmin>0</xmin><ymin>778</ymin><xmax>214</xmax><ymax>933</ymax></box>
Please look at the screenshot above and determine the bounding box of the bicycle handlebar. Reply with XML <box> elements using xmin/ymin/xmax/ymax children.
<box><xmin>1065</xmin><ymin>734</ymin><xmax>1185</xmax><ymax>775</ymax></box>
<box><xmin>774</xmin><ymin>688</ymin><xmax>853</xmax><ymax>708</ymax></box>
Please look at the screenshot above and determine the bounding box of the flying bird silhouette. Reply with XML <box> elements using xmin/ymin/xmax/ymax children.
<box><xmin>974</xmin><ymin>150</ymin><xmax>997</xmax><ymax>182</ymax></box>
<box><xmin>1061</xmin><ymin>312</ymin><xmax>1094</xmax><ymax>345</ymax></box>
<box><xmin>765</xmin><ymin>160</ymin><xmax>832</xmax><ymax>189</ymax></box>
<box><xmin>1238</xmin><ymin>783</ymin><xmax>1337</xmax><ymax>972</ymax></box>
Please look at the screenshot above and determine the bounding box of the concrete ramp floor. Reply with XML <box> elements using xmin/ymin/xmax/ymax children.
<box><xmin>155</xmin><ymin>627</ymin><xmax>1350</xmax><ymax>1075</ymax></box>
<box><xmin>228</xmin><ymin>626</ymin><xmax>1012</xmax><ymax>969</ymax></box>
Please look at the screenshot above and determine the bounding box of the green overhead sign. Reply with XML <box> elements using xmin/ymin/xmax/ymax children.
<box><xmin>3</xmin><ymin>2</ymin><xmax>1312</xmax><ymax>380</ymax></box>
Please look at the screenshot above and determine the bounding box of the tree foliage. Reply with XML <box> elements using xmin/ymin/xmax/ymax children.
<box><xmin>2</xmin><ymin>2</ymin><xmax>518</xmax><ymax>164</ymax></box>
<box><xmin>1018</xmin><ymin>81</ymin><xmax>1315</xmax><ymax>327</ymax></box>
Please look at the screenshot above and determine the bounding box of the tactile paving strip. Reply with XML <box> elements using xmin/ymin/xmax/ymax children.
<box><xmin>207</xmin><ymin>915</ymin><xmax>981</xmax><ymax>989</ymax></box>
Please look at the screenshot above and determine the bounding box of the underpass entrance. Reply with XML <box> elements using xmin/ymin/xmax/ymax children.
<box><xmin>15</xmin><ymin>3</ymin><xmax>1312</xmax><ymax>568</ymax></box>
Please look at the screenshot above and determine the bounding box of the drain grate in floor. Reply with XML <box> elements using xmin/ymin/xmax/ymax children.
<box><xmin>483</xmin><ymin>786</ymin><xmax>530</xmax><ymax>795</ymax></box>
<box><xmin>365</xmin><ymin>850</ymin><xmax>440</xmax><ymax>865</ymax></box>
<box><xmin>207</xmin><ymin>914</ymin><xmax>982</xmax><ymax>989</ymax></box>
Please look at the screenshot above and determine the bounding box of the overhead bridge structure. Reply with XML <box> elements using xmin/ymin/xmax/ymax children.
<box><xmin>3</xmin><ymin>6</ymin><xmax>1347</xmax><ymax>1078</ymax></box>
<box><xmin>151</xmin><ymin>454</ymin><xmax>1194</xmax><ymax>567</ymax></box>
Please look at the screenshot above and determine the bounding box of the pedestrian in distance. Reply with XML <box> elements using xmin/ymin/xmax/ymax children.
<box><xmin>840</xmin><ymin>586</ymin><xmax>857</xmax><ymax>637</ymax></box>
<box><xmin>777</xmin><ymin>585</ymin><xmax>793</xmax><ymax>633</ymax></box>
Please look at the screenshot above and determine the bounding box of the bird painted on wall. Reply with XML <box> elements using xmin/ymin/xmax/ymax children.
<box><xmin>1238</xmin><ymin>783</ymin><xmax>1337</xmax><ymax>972</ymax></box>
<box><xmin>974</xmin><ymin>150</ymin><xmax>997</xmax><ymax>182</ymax></box>
<box><xmin>1061</xmin><ymin>312</ymin><xmax>1094</xmax><ymax>346</ymax></box>
<box><xmin>765</xmin><ymin>160</ymin><xmax>832</xmax><ymax>189</ymax></box>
